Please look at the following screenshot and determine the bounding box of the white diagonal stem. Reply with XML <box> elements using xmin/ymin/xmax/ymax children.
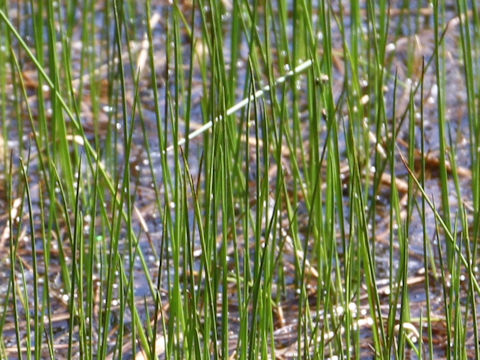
<box><xmin>166</xmin><ymin>59</ymin><xmax>313</xmax><ymax>153</ymax></box>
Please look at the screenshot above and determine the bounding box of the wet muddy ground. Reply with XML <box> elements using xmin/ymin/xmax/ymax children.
<box><xmin>0</xmin><ymin>0</ymin><xmax>479</xmax><ymax>359</ymax></box>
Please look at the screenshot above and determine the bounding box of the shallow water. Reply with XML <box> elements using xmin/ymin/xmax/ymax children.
<box><xmin>1</xmin><ymin>1</ymin><xmax>479</xmax><ymax>359</ymax></box>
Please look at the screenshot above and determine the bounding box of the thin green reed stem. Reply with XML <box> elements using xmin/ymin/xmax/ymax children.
<box><xmin>115</xmin><ymin>2</ymin><xmax>139</xmax><ymax>356</ymax></box>
<box><xmin>464</xmin><ymin>207</ymin><xmax>480</xmax><ymax>359</ymax></box>
<box><xmin>432</xmin><ymin>0</ymin><xmax>452</xmax><ymax>266</ymax></box>
<box><xmin>38</xmin><ymin>188</ymin><xmax>55</xmax><ymax>360</ymax></box>
<box><xmin>19</xmin><ymin>156</ymin><xmax>42</xmax><ymax>360</ymax></box>
<box><xmin>18</xmin><ymin>260</ymin><xmax>32</xmax><ymax>360</ymax></box>
<box><xmin>67</xmin><ymin>160</ymin><xmax>82</xmax><ymax>360</ymax></box>
<box><xmin>456</xmin><ymin>0</ymin><xmax>480</xmax><ymax>271</ymax></box>
<box><xmin>420</xmin><ymin>59</ymin><xmax>434</xmax><ymax>360</ymax></box>
<box><xmin>45</xmin><ymin>0</ymin><xmax>75</xmax><ymax>197</ymax></box>
<box><xmin>184</xmin><ymin>153</ymin><xmax>219</xmax><ymax>360</ymax></box>
<box><xmin>7</xmin><ymin>153</ymin><xmax>24</xmax><ymax>360</ymax></box>
<box><xmin>386</xmin><ymin>72</ymin><xmax>399</xmax><ymax>357</ymax></box>
<box><xmin>85</xmin><ymin>162</ymin><xmax>100</xmax><ymax>360</ymax></box>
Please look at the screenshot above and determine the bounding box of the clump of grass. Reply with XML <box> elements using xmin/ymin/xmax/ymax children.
<box><xmin>0</xmin><ymin>0</ymin><xmax>479</xmax><ymax>359</ymax></box>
